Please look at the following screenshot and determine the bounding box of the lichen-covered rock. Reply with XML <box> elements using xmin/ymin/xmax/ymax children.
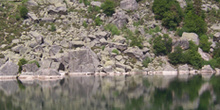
<box><xmin>178</xmin><ymin>64</ymin><xmax>189</xmax><ymax>75</ymax></box>
<box><xmin>214</xmin><ymin>32</ymin><xmax>220</xmax><ymax>42</ymax></box>
<box><xmin>22</xmin><ymin>63</ymin><xmax>39</xmax><ymax>73</ymax></box>
<box><xmin>29</xmin><ymin>31</ymin><xmax>44</xmax><ymax>45</ymax></box>
<box><xmin>120</xmin><ymin>0</ymin><xmax>138</xmax><ymax>11</ymax></box>
<box><xmin>124</xmin><ymin>47</ymin><xmax>144</xmax><ymax>61</ymax></box>
<box><xmin>0</xmin><ymin>61</ymin><xmax>19</xmax><ymax>76</ymax></box>
<box><xmin>181</xmin><ymin>32</ymin><xmax>199</xmax><ymax>45</ymax></box>
<box><xmin>112</xmin><ymin>11</ymin><xmax>129</xmax><ymax>29</ymax></box>
<box><xmin>35</xmin><ymin>69</ymin><xmax>60</xmax><ymax>76</ymax></box>
<box><xmin>90</xmin><ymin>1</ymin><xmax>101</xmax><ymax>7</ymax></box>
<box><xmin>198</xmin><ymin>48</ymin><xmax>211</xmax><ymax>61</ymax></box>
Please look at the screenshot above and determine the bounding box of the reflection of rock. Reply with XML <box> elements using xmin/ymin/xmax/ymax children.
<box><xmin>0</xmin><ymin>81</ymin><xmax>19</xmax><ymax>95</ymax></box>
<box><xmin>201</xmin><ymin>65</ymin><xmax>214</xmax><ymax>75</ymax></box>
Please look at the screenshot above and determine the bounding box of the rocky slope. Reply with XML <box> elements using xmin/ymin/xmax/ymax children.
<box><xmin>0</xmin><ymin>0</ymin><xmax>219</xmax><ymax>76</ymax></box>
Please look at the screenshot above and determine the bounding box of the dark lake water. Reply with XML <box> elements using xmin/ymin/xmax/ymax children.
<box><xmin>0</xmin><ymin>75</ymin><xmax>220</xmax><ymax>110</ymax></box>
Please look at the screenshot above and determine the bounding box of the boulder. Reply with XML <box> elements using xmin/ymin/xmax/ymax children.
<box><xmin>177</xmin><ymin>0</ymin><xmax>186</xmax><ymax>8</ymax></box>
<box><xmin>162</xmin><ymin>65</ymin><xmax>178</xmax><ymax>75</ymax></box>
<box><xmin>201</xmin><ymin>65</ymin><xmax>214</xmax><ymax>75</ymax></box>
<box><xmin>120</xmin><ymin>0</ymin><xmax>138</xmax><ymax>11</ymax></box>
<box><xmin>29</xmin><ymin>31</ymin><xmax>44</xmax><ymax>45</ymax></box>
<box><xmin>62</xmin><ymin>48</ymin><xmax>100</xmax><ymax>73</ymax></box>
<box><xmin>109</xmin><ymin>42</ymin><xmax>128</xmax><ymax>51</ymax></box>
<box><xmin>47</xmin><ymin>4</ymin><xmax>67</xmax><ymax>15</ymax></box>
<box><xmin>112</xmin><ymin>11</ymin><xmax>129</xmax><ymax>28</ymax></box>
<box><xmin>27</xmin><ymin>0</ymin><xmax>38</xmax><ymax>6</ymax></box>
<box><xmin>0</xmin><ymin>61</ymin><xmax>19</xmax><ymax>75</ymax></box>
<box><xmin>173</xmin><ymin>39</ymin><xmax>189</xmax><ymax>50</ymax></box>
<box><xmin>103</xmin><ymin>66</ymin><xmax>113</xmax><ymax>73</ymax></box>
<box><xmin>95</xmin><ymin>31</ymin><xmax>109</xmax><ymax>39</ymax></box>
<box><xmin>40</xmin><ymin>17</ymin><xmax>55</xmax><ymax>22</ymax></box>
<box><xmin>124</xmin><ymin>47</ymin><xmax>144</xmax><ymax>61</ymax></box>
<box><xmin>27</xmin><ymin>12</ymin><xmax>39</xmax><ymax>22</ymax></box>
<box><xmin>198</xmin><ymin>48</ymin><xmax>211</xmax><ymax>61</ymax></box>
<box><xmin>49</xmin><ymin>45</ymin><xmax>61</xmax><ymax>56</ymax></box>
<box><xmin>211</xmin><ymin>24</ymin><xmax>220</xmax><ymax>31</ymax></box>
<box><xmin>70</xmin><ymin>41</ymin><xmax>84</xmax><ymax>48</ymax></box>
<box><xmin>11</xmin><ymin>45</ymin><xmax>26</xmax><ymax>54</ymax></box>
<box><xmin>90</xmin><ymin>1</ymin><xmax>101</xmax><ymax>7</ymax></box>
<box><xmin>113</xmin><ymin>35</ymin><xmax>126</xmax><ymax>44</ymax></box>
<box><xmin>35</xmin><ymin>69</ymin><xmax>60</xmax><ymax>76</ymax></box>
<box><xmin>22</xmin><ymin>63</ymin><xmax>39</xmax><ymax>72</ymax></box>
<box><xmin>178</xmin><ymin>64</ymin><xmax>189</xmax><ymax>75</ymax></box>
<box><xmin>214</xmin><ymin>32</ymin><xmax>220</xmax><ymax>42</ymax></box>
<box><xmin>181</xmin><ymin>32</ymin><xmax>199</xmax><ymax>45</ymax></box>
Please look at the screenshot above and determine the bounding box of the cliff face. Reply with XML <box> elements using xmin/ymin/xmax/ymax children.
<box><xmin>0</xmin><ymin>0</ymin><xmax>219</xmax><ymax>75</ymax></box>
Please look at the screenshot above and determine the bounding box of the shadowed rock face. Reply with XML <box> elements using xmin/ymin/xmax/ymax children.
<box><xmin>60</xmin><ymin>48</ymin><xmax>100</xmax><ymax>73</ymax></box>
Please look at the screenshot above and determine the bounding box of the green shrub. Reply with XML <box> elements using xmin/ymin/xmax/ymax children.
<box><xmin>80</xmin><ymin>0</ymin><xmax>90</xmax><ymax>6</ymax></box>
<box><xmin>112</xmin><ymin>49</ymin><xmax>119</xmax><ymax>55</ymax></box>
<box><xmin>182</xmin><ymin>10</ymin><xmax>207</xmax><ymax>36</ymax></box>
<box><xmin>153</xmin><ymin>34</ymin><xmax>172</xmax><ymax>56</ymax></box>
<box><xmin>83</xmin><ymin>21</ymin><xmax>88</xmax><ymax>28</ymax></box>
<box><xmin>152</xmin><ymin>0</ymin><xmax>183</xmax><ymax>29</ymax></box>
<box><xmin>145</xmin><ymin>26</ymin><xmax>161</xmax><ymax>35</ymax></box>
<box><xmin>29</xmin><ymin>60</ymin><xmax>40</xmax><ymax>67</ymax></box>
<box><xmin>123</xmin><ymin>29</ymin><xmax>143</xmax><ymax>49</ymax></box>
<box><xmin>142</xmin><ymin>57</ymin><xmax>152</xmax><ymax>67</ymax></box>
<box><xmin>101</xmin><ymin>0</ymin><xmax>115</xmax><ymax>16</ymax></box>
<box><xmin>104</xmin><ymin>24</ymin><xmax>120</xmax><ymax>36</ymax></box>
<box><xmin>50</xmin><ymin>24</ymin><xmax>56</xmax><ymax>32</ymax></box>
<box><xmin>19</xmin><ymin>5</ymin><xmax>28</xmax><ymax>19</ymax></box>
<box><xmin>94</xmin><ymin>17</ymin><xmax>102</xmax><ymax>26</ymax></box>
<box><xmin>213</xmin><ymin>43</ymin><xmax>220</xmax><ymax>59</ymax></box>
<box><xmin>18</xmin><ymin>58</ymin><xmax>28</xmax><ymax>73</ymax></box>
<box><xmin>199</xmin><ymin>35</ymin><xmax>211</xmax><ymax>52</ymax></box>
<box><xmin>168</xmin><ymin>46</ymin><xmax>185</xmax><ymax>65</ymax></box>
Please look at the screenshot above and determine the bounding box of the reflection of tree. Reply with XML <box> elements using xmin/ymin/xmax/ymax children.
<box><xmin>151</xmin><ymin>88</ymin><xmax>172</xmax><ymax>110</ymax></box>
<box><xmin>169</xmin><ymin>75</ymin><xmax>203</xmax><ymax>101</ymax></box>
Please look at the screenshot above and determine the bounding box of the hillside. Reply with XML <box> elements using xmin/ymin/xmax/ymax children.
<box><xmin>0</xmin><ymin>0</ymin><xmax>219</xmax><ymax>75</ymax></box>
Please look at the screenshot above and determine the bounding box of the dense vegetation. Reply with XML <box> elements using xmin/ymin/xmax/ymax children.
<box><xmin>153</xmin><ymin>34</ymin><xmax>172</xmax><ymax>56</ymax></box>
<box><xmin>152</xmin><ymin>0</ymin><xmax>183</xmax><ymax>30</ymax></box>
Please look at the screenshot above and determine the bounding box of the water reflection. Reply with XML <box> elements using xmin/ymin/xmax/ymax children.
<box><xmin>0</xmin><ymin>75</ymin><xmax>220</xmax><ymax>110</ymax></box>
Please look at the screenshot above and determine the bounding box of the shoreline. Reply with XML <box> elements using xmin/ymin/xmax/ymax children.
<box><xmin>0</xmin><ymin>70</ymin><xmax>218</xmax><ymax>81</ymax></box>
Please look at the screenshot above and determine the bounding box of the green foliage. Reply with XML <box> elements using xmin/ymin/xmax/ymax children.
<box><xmin>210</xmin><ymin>76</ymin><xmax>220</xmax><ymax>103</ymax></box>
<box><xmin>203</xmin><ymin>58</ymin><xmax>220</xmax><ymax>69</ymax></box>
<box><xmin>50</xmin><ymin>24</ymin><xmax>56</xmax><ymax>32</ymax></box>
<box><xmin>169</xmin><ymin>75</ymin><xmax>203</xmax><ymax>101</ymax></box>
<box><xmin>213</xmin><ymin>43</ymin><xmax>220</xmax><ymax>59</ymax></box>
<box><xmin>145</xmin><ymin>26</ymin><xmax>161</xmax><ymax>35</ymax></box>
<box><xmin>182</xmin><ymin>10</ymin><xmax>207</xmax><ymax>36</ymax></box>
<box><xmin>123</xmin><ymin>29</ymin><xmax>143</xmax><ymax>49</ymax></box>
<box><xmin>18</xmin><ymin>58</ymin><xmax>28</xmax><ymax>73</ymax></box>
<box><xmin>199</xmin><ymin>35</ymin><xmax>211</xmax><ymax>52</ymax></box>
<box><xmin>88</xmin><ymin>5</ymin><xmax>100</xmax><ymax>13</ymax></box>
<box><xmin>112</xmin><ymin>49</ymin><xmax>119</xmax><ymax>55</ymax></box>
<box><xmin>168</xmin><ymin>41</ymin><xmax>204</xmax><ymax>69</ymax></box>
<box><xmin>197</xmin><ymin>91</ymin><xmax>211</xmax><ymax>110</ymax></box>
<box><xmin>79</xmin><ymin>0</ymin><xmax>90</xmax><ymax>6</ymax></box>
<box><xmin>142</xmin><ymin>57</ymin><xmax>152</xmax><ymax>67</ymax></box>
<box><xmin>29</xmin><ymin>60</ymin><xmax>40</xmax><ymax>67</ymax></box>
<box><xmin>83</xmin><ymin>21</ymin><xmax>88</xmax><ymax>28</ymax></box>
<box><xmin>94</xmin><ymin>17</ymin><xmax>102</xmax><ymax>26</ymax></box>
<box><xmin>152</xmin><ymin>0</ymin><xmax>183</xmax><ymax>29</ymax></box>
<box><xmin>104</xmin><ymin>24</ymin><xmax>120</xmax><ymax>36</ymax></box>
<box><xmin>153</xmin><ymin>34</ymin><xmax>172</xmax><ymax>56</ymax></box>
<box><xmin>168</xmin><ymin>46</ymin><xmax>185</xmax><ymax>65</ymax></box>
<box><xmin>101</xmin><ymin>0</ymin><xmax>115</xmax><ymax>16</ymax></box>
<box><xmin>19</xmin><ymin>5</ymin><xmax>28</xmax><ymax>19</ymax></box>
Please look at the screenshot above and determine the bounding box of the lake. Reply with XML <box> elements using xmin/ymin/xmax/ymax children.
<box><xmin>0</xmin><ymin>75</ymin><xmax>220</xmax><ymax>110</ymax></box>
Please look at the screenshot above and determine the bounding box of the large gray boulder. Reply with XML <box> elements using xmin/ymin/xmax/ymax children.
<box><xmin>35</xmin><ymin>69</ymin><xmax>60</xmax><ymax>76</ymax></box>
<box><xmin>181</xmin><ymin>32</ymin><xmax>199</xmax><ymax>45</ymax></box>
<box><xmin>29</xmin><ymin>31</ymin><xmax>44</xmax><ymax>45</ymax></box>
<box><xmin>68</xmin><ymin>48</ymin><xmax>100</xmax><ymax>73</ymax></box>
<box><xmin>49</xmin><ymin>45</ymin><xmax>61</xmax><ymax>56</ymax></box>
<box><xmin>201</xmin><ymin>65</ymin><xmax>214</xmax><ymax>75</ymax></box>
<box><xmin>124</xmin><ymin>47</ymin><xmax>144</xmax><ymax>61</ymax></box>
<box><xmin>27</xmin><ymin>12</ymin><xmax>39</xmax><ymax>22</ymax></box>
<box><xmin>198</xmin><ymin>48</ymin><xmax>211</xmax><ymax>61</ymax></box>
<box><xmin>120</xmin><ymin>0</ymin><xmax>138</xmax><ymax>11</ymax></box>
<box><xmin>178</xmin><ymin>64</ymin><xmax>189</xmax><ymax>75</ymax></box>
<box><xmin>90</xmin><ymin>1</ymin><xmax>101</xmax><ymax>7</ymax></box>
<box><xmin>22</xmin><ymin>63</ymin><xmax>39</xmax><ymax>73</ymax></box>
<box><xmin>47</xmin><ymin>4</ymin><xmax>67</xmax><ymax>15</ymax></box>
<box><xmin>0</xmin><ymin>61</ymin><xmax>19</xmax><ymax>75</ymax></box>
<box><xmin>11</xmin><ymin>45</ymin><xmax>26</xmax><ymax>54</ymax></box>
<box><xmin>214</xmin><ymin>32</ymin><xmax>220</xmax><ymax>42</ymax></box>
<box><xmin>112</xmin><ymin>11</ymin><xmax>129</xmax><ymax>29</ymax></box>
<box><xmin>173</xmin><ymin>39</ymin><xmax>189</xmax><ymax>50</ymax></box>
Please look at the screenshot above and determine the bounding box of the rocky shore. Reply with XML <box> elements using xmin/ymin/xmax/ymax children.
<box><xmin>0</xmin><ymin>0</ymin><xmax>219</xmax><ymax>79</ymax></box>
